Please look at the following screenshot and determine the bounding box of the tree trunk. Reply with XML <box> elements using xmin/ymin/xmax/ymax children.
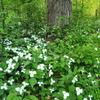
<box><xmin>47</xmin><ymin>0</ymin><xmax>72</xmax><ymax>27</ymax></box>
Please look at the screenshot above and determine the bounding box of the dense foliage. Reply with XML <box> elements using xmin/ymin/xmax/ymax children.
<box><xmin>0</xmin><ymin>0</ymin><xmax>100</xmax><ymax>100</ymax></box>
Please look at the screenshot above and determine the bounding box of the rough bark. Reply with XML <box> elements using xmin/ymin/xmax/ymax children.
<box><xmin>47</xmin><ymin>0</ymin><xmax>72</xmax><ymax>27</ymax></box>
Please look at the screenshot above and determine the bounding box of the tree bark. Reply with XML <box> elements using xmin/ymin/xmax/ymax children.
<box><xmin>47</xmin><ymin>0</ymin><xmax>72</xmax><ymax>27</ymax></box>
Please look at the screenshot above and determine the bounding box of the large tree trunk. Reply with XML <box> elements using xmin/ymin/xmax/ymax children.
<box><xmin>47</xmin><ymin>0</ymin><xmax>72</xmax><ymax>27</ymax></box>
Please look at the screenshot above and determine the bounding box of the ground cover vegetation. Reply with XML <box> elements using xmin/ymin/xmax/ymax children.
<box><xmin>0</xmin><ymin>0</ymin><xmax>100</xmax><ymax>100</ymax></box>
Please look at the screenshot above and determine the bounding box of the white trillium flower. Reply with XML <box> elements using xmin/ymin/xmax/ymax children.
<box><xmin>15</xmin><ymin>71</ymin><xmax>20</xmax><ymax>75</ymax></box>
<box><xmin>44</xmin><ymin>56</ymin><xmax>48</xmax><ymax>61</ymax></box>
<box><xmin>8</xmin><ymin>79</ymin><xmax>14</xmax><ymax>85</ymax></box>
<box><xmin>37</xmin><ymin>64</ymin><xmax>45</xmax><ymax>70</ymax></box>
<box><xmin>83</xmin><ymin>98</ymin><xmax>88</xmax><ymax>100</ymax></box>
<box><xmin>18</xmin><ymin>52</ymin><xmax>24</xmax><ymax>58</ymax></box>
<box><xmin>42</xmin><ymin>49</ymin><xmax>47</xmax><ymax>54</ymax></box>
<box><xmin>15</xmin><ymin>82</ymin><xmax>29</xmax><ymax>95</ymax></box>
<box><xmin>88</xmin><ymin>95</ymin><xmax>93</xmax><ymax>100</ymax></box>
<box><xmin>5</xmin><ymin>62</ymin><xmax>16</xmax><ymax>73</ymax></box>
<box><xmin>49</xmin><ymin>88</ymin><xmax>55</xmax><ymax>93</ymax></box>
<box><xmin>15</xmin><ymin>87</ymin><xmax>26</xmax><ymax>95</ymax></box>
<box><xmin>6</xmin><ymin>58</ymin><xmax>13</xmax><ymax>64</ymax></box>
<box><xmin>49</xmin><ymin>64</ymin><xmax>53</xmax><ymax>69</ymax></box>
<box><xmin>8</xmin><ymin>63</ymin><xmax>16</xmax><ymax>70</ymax></box>
<box><xmin>91</xmin><ymin>80</ymin><xmax>96</xmax><ymax>84</ymax></box>
<box><xmin>0</xmin><ymin>68</ymin><xmax>3</xmax><ymax>71</ymax></box>
<box><xmin>22</xmin><ymin>81</ymin><xmax>29</xmax><ymax>87</ymax></box>
<box><xmin>1</xmin><ymin>83</ymin><xmax>8</xmax><ymax>90</ymax></box>
<box><xmin>25</xmin><ymin>53</ymin><xmax>32</xmax><ymax>60</ymax></box>
<box><xmin>49</xmin><ymin>69</ymin><xmax>53</xmax><ymax>77</ymax></box>
<box><xmin>62</xmin><ymin>91</ymin><xmax>69</xmax><ymax>100</ymax></box>
<box><xmin>21</xmin><ymin>68</ymin><xmax>26</xmax><ymax>73</ymax></box>
<box><xmin>4</xmin><ymin>68</ymin><xmax>12</xmax><ymax>73</ymax></box>
<box><xmin>38</xmin><ymin>82</ymin><xmax>44</xmax><ymax>86</ymax></box>
<box><xmin>34</xmin><ymin>45</ymin><xmax>38</xmax><ymax>50</ymax></box>
<box><xmin>64</xmin><ymin>55</ymin><xmax>69</xmax><ymax>59</ymax></box>
<box><xmin>39</xmin><ymin>54</ymin><xmax>43</xmax><ymax>58</ymax></box>
<box><xmin>87</xmin><ymin>73</ymin><xmax>92</xmax><ymax>78</ymax></box>
<box><xmin>72</xmin><ymin>75</ymin><xmax>78</xmax><ymax>84</ymax></box>
<box><xmin>13</xmin><ymin>56</ymin><xmax>19</xmax><ymax>62</ymax></box>
<box><xmin>29</xmin><ymin>70</ymin><xmax>37</xmax><ymax>77</ymax></box>
<box><xmin>50</xmin><ymin>78</ymin><xmax>55</xmax><ymax>85</ymax></box>
<box><xmin>5</xmin><ymin>46</ymin><xmax>11</xmax><ymax>50</ymax></box>
<box><xmin>76</xmin><ymin>87</ymin><xmax>83</xmax><ymax>96</ymax></box>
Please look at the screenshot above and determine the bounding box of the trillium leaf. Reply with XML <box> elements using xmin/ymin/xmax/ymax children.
<box><xmin>7</xmin><ymin>93</ymin><xmax>22</xmax><ymax>100</ymax></box>
<box><xmin>29</xmin><ymin>78</ymin><xmax>37</xmax><ymax>87</ymax></box>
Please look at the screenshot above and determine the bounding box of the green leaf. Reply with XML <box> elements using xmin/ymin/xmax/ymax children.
<box><xmin>27</xmin><ymin>95</ymin><xmax>38</xmax><ymax>100</ymax></box>
<box><xmin>29</xmin><ymin>78</ymin><xmax>37</xmax><ymax>87</ymax></box>
<box><xmin>7</xmin><ymin>93</ymin><xmax>22</xmax><ymax>100</ymax></box>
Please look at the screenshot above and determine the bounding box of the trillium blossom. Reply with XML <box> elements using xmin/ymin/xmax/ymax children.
<box><xmin>83</xmin><ymin>98</ymin><xmax>88</xmax><ymax>100</ymax></box>
<box><xmin>38</xmin><ymin>82</ymin><xmax>44</xmax><ymax>86</ymax></box>
<box><xmin>18</xmin><ymin>52</ymin><xmax>24</xmax><ymax>58</ymax></box>
<box><xmin>49</xmin><ymin>69</ymin><xmax>53</xmax><ymax>77</ymax></box>
<box><xmin>8</xmin><ymin>79</ymin><xmax>14</xmax><ymax>85</ymax></box>
<box><xmin>42</xmin><ymin>49</ymin><xmax>47</xmax><ymax>54</ymax></box>
<box><xmin>44</xmin><ymin>55</ymin><xmax>48</xmax><ymax>61</ymax></box>
<box><xmin>88</xmin><ymin>95</ymin><xmax>93</xmax><ymax>100</ymax></box>
<box><xmin>15</xmin><ymin>87</ymin><xmax>26</xmax><ymax>95</ymax></box>
<box><xmin>1</xmin><ymin>83</ymin><xmax>8</xmax><ymax>90</ymax></box>
<box><xmin>32</xmin><ymin>35</ymin><xmax>38</xmax><ymax>40</ymax></box>
<box><xmin>87</xmin><ymin>73</ymin><xmax>92</xmax><ymax>78</ymax></box>
<box><xmin>15</xmin><ymin>82</ymin><xmax>29</xmax><ymax>95</ymax></box>
<box><xmin>37</xmin><ymin>64</ymin><xmax>45</xmax><ymax>70</ymax></box>
<box><xmin>21</xmin><ymin>68</ymin><xmax>26</xmax><ymax>73</ymax></box>
<box><xmin>64</xmin><ymin>55</ymin><xmax>69</xmax><ymax>59</ymax></box>
<box><xmin>49</xmin><ymin>88</ymin><xmax>55</xmax><ymax>93</ymax></box>
<box><xmin>49</xmin><ymin>64</ymin><xmax>53</xmax><ymax>69</ymax></box>
<box><xmin>25</xmin><ymin>53</ymin><xmax>32</xmax><ymax>60</ymax></box>
<box><xmin>5</xmin><ymin>59</ymin><xmax>16</xmax><ymax>73</ymax></box>
<box><xmin>91</xmin><ymin>80</ymin><xmax>96</xmax><ymax>84</ymax></box>
<box><xmin>0</xmin><ymin>68</ymin><xmax>3</xmax><ymax>71</ymax></box>
<box><xmin>29</xmin><ymin>70</ymin><xmax>37</xmax><ymax>77</ymax></box>
<box><xmin>22</xmin><ymin>81</ymin><xmax>29</xmax><ymax>87</ymax></box>
<box><xmin>5</xmin><ymin>46</ymin><xmax>11</xmax><ymax>50</ymax></box>
<box><xmin>34</xmin><ymin>45</ymin><xmax>38</xmax><ymax>50</ymax></box>
<box><xmin>76</xmin><ymin>87</ymin><xmax>83</xmax><ymax>96</ymax></box>
<box><xmin>6</xmin><ymin>58</ymin><xmax>13</xmax><ymax>64</ymax></box>
<box><xmin>15</xmin><ymin>71</ymin><xmax>20</xmax><ymax>75</ymax></box>
<box><xmin>13</xmin><ymin>56</ymin><xmax>19</xmax><ymax>62</ymax></box>
<box><xmin>39</xmin><ymin>54</ymin><xmax>43</xmax><ymax>58</ymax></box>
<box><xmin>72</xmin><ymin>75</ymin><xmax>78</xmax><ymax>84</ymax></box>
<box><xmin>50</xmin><ymin>78</ymin><xmax>55</xmax><ymax>85</ymax></box>
<box><xmin>62</xmin><ymin>91</ymin><xmax>69</xmax><ymax>100</ymax></box>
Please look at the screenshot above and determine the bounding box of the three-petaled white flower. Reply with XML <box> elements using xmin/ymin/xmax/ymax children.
<box><xmin>29</xmin><ymin>70</ymin><xmax>37</xmax><ymax>77</ymax></box>
<box><xmin>1</xmin><ymin>83</ymin><xmax>8</xmax><ymax>90</ymax></box>
<box><xmin>0</xmin><ymin>68</ymin><xmax>3</xmax><ymax>71</ymax></box>
<box><xmin>25</xmin><ymin>53</ymin><xmax>32</xmax><ymax>60</ymax></box>
<box><xmin>50</xmin><ymin>78</ymin><xmax>55</xmax><ymax>85</ymax></box>
<box><xmin>72</xmin><ymin>75</ymin><xmax>78</xmax><ymax>84</ymax></box>
<box><xmin>62</xmin><ymin>91</ymin><xmax>69</xmax><ymax>100</ymax></box>
<box><xmin>37</xmin><ymin>64</ymin><xmax>45</xmax><ymax>70</ymax></box>
<box><xmin>38</xmin><ymin>82</ymin><xmax>44</xmax><ymax>86</ymax></box>
<box><xmin>8</xmin><ymin>79</ymin><xmax>14</xmax><ymax>85</ymax></box>
<box><xmin>76</xmin><ymin>87</ymin><xmax>83</xmax><ymax>96</ymax></box>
